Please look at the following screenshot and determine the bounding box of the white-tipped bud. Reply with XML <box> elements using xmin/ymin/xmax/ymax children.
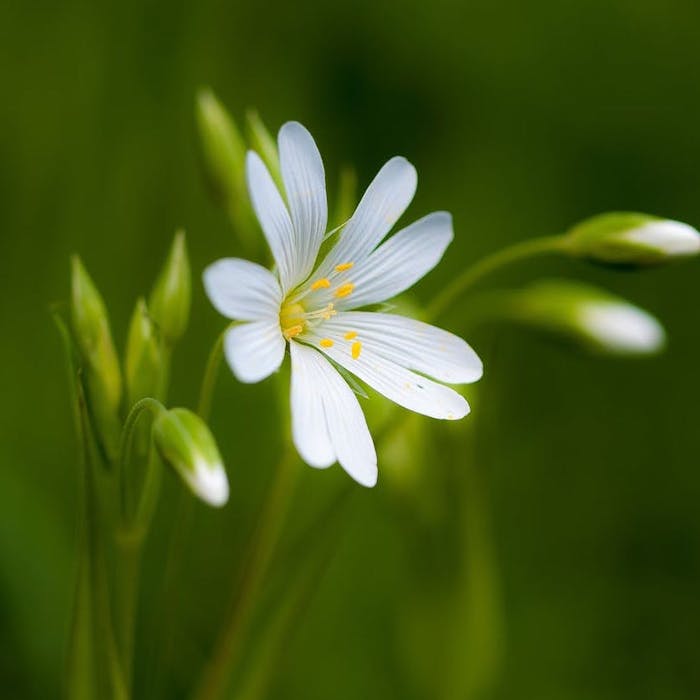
<box><xmin>152</xmin><ymin>408</ymin><xmax>229</xmax><ymax>507</ymax></box>
<box><xmin>564</xmin><ymin>212</ymin><xmax>700</xmax><ymax>267</ymax></box>
<box><xmin>503</xmin><ymin>279</ymin><xmax>666</xmax><ymax>356</ymax></box>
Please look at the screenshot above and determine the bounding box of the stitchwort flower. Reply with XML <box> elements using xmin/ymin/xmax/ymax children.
<box><xmin>204</xmin><ymin>122</ymin><xmax>482</xmax><ymax>487</ymax></box>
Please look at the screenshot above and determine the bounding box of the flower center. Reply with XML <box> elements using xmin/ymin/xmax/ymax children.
<box><xmin>279</xmin><ymin>299</ymin><xmax>336</xmax><ymax>340</ymax></box>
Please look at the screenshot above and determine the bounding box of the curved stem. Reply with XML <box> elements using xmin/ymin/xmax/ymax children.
<box><xmin>117</xmin><ymin>397</ymin><xmax>165</xmax><ymax>532</ymax></box>
<box><xmin>192</xmin><ymin>446</ymin><xmax>299</xmax><ymax>700</ymax></box>
<box><xmin>426</xmin><ymin>235</ymin><xmax>565</xmax><ymax>321</ymax></box>
<box><xmin>198</xmin><ymin>330</ymin><xmax>226</xmax><ymax>419</ymax></box>
<box><xmin>115</xmin><ymin>397</ymin><xmax>166</xmax><ymax>692</ymax></box>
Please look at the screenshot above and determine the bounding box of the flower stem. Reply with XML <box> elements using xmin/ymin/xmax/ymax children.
<box><xmin>147</xmin><ymin>330</ymin><xmax>228</xmax><ymax>697</ymax></box>
<box><xmin>192</xmin><ymin>446</ymin><xmax>299</xmax><ymax>700</ymax></box>
<box><xmin>426</xmin><ymin>234</ymin><xmax>565</xmax><ymax>321</ymax></box>
<box><xmin>115</xmin><ymin>397</ymin><xmax>166</xmax><ymax>691</ymax></box>
<box><xmin>198</xmin><ymin>329</ymin><xmax>226</xmax><ymax>419</ymax></box>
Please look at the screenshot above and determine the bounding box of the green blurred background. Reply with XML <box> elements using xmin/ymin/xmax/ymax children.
<box><xmin>2</xmin><ymin>0</ymin><xmax>700</xmax><ymax>698</ymax></box>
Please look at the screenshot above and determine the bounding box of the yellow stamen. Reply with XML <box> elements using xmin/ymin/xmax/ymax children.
<box><xmin>319</xmin><ymin>338</ymin><xmax>334</xmax><ymax>348</ymax></box>
<box><xmin>344</xmin><ymin>331</ymin><xmax>358</xmax><ymax>340</ymax></box>
<box><xmin>334</xmin><ymin>283</ymin><xmax>354</xmax><ymax>298</ymax></box>
<box><xmin>283</xmin><ymin>324</ymin><xmax>303</xmax><ymax>340</ymax></box>
<box><xmin>335</xmin><ymin>262</ymin><xmax>354</xmax><ymax>272</ymax></box>
<box><xmin>310</xmin><ymin>278</ymin><xmax>331</xmax><ymax>290</ymax></box>
<box><xmin>351</xmin><ymin>341</ymin><xmax>362</xmax><ymax>359</ymax></box>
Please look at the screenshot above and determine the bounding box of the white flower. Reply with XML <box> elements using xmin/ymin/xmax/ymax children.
<box><xmin>204</xmin><ymin>122</ymin><xmax>482</xmax><ymax>487</ymax></box>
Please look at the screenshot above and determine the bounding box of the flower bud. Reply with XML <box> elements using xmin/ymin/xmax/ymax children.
<box><xmin>149</xmin><ymin>230</ymin><xmax>191</xmax><ymax>346</ymax></box>
<box><xmin>503</xmin><ymin>279</ymin><xmax>666</xmax><ymax>356</ymax></box>
<box><xmin>246</xmin><ymin>109</ymin><xmax>283</xmax><ymax>191</ymax></box>
<box><xmin>70</xmin><ymin>256</ymin><xmax>122</xmax><ymax>459</ymax></box>
<box><xmin>125</xmin><ymin>298</ymin><xmax>162</xmax><ymax>404</ymax></box>
<box><xmin>152</xmin><ymin>408</ymin><xmax>228</xmax><ymax>507</ymax></box>
<box><xmin>196</xmin><ymin>87</ymin><xmax>247</xmax><ymax>210</ymax></box>
<box><xmin>563</xmin><ymin>212</ymin><xmax>700</xmax><ymax>267</ymax></box>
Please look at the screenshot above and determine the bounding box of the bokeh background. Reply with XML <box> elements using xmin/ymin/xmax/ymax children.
<box><xmin>2</xmin><ymin>0</ymin><xmax>700</xmax><ymax>698</ymax></box>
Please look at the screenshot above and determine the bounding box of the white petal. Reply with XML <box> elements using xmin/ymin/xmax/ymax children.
<box><xmin>333</xmin><ymin>211</ymin><xmax>453</xmax><ymax>310</ymax></box>
<box><xmin>315</xmin><ymin>156</ymin><xmax>417</xmax><ymax>276</ymax></box>
<box><xmin>290</xmin><ymin>342</ymin><xmax>377</xmax><ymax>487</ymax></box>
<box><xmin>309</xmin><ymin>330</ymin><xmax>469</xmax><ymax>420</ymax></box>
<box><xmin>289</xmin><ymin>341</ymin><xmax>335</xmax><ymax>469</ymax></box>
<box><xmin>624</xmin><ymin>220</ymin><xmax>700</xmax><ymax>257</ymax></box>
<box><xmin>203</xmin><ymin>258</ymin><xmax>282</xmax><ymax>321</ymax></box>
<box><xmin>246</xmin><ymin>151</ymin><xmax>297</xmax><ymax>293</ymax></box>
<box><xmin>224</xmin><ymin>321</ymin><xmax>285</xmax><ymax>383</ymax></box>
<box><xmin>322</xmin><ymin>312</ymin><xmax>483</xmax><ymax>384</ymax></box>
<box><xmin>279</xmin><ymin>122</ymin><xmax>328</xmax><ymax>284</ymax></box>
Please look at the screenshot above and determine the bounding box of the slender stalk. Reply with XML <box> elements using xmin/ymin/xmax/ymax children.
<box><xmin>198</xmin><ymin>330</ymin><xmax>226</xmax><ymax>419</ymax></box>
<box><xmin>426</xmin><ymin>235</ymin><xmax>565</xmax><ymax>320</ymax></box>
<box><xmin>115</xmin><ymin>397</ymin><xmax>165</xmax><ymax>691</ymax></box>
<box><xmin>192</xmin><ymin>446</ymin><xmax>299</xmax><ymax>700</ymax></box>
<box><xmin>148</xmin><ymin>331</ymin><xmax>227</xmax><ymax>697</ymax></box>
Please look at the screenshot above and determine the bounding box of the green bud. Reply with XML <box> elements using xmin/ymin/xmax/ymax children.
<box><xmin>125</xmin><ymin>298</ymin><xmax>162</xmax><ymax>404</ymax></box>
<box><xmin>500</xmin><ymin>279</ymin><xmax>666</xmax><ymax>356</ymax></box>
<box><xmin>196</xmin><ymin>87</ymin><xmax>247</xmax><ymax>209</ymax></box>
<box><xmin>152</xmin><ymin>408</ymin><xmax>228</xmax><ymax>507</ymax></box>
<box><xmin>149</xmin><ymin>230</ymin><xmax>191</xmax><ymax>345</ymax></box>
<box><xmin>332</xmin><ymin>166</ymin><xmax>358</xmax><ymax>230</ymax></box>
<box><xmin>70</xmin><ymin>256</ymin><xmax>122</xmax><ymax>459</ymax></box>
<box><xmin>245</xmin><ymin>109</ymin><xmax>283</xmax><ymax>192</ymax></box>
<box><xmin>563</xmin><ymin>212</ymin><xmax>700</xmax><ymax>267</ymax></box>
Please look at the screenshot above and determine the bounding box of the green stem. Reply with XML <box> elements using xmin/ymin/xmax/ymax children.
<box><xmin>192</xmin><ymin>446</ymin><xmax>299</xmax><ymax>700</ymax></box>
<box><xmin>198</xmin><ymin>330</ymin><xmax>226</xmax><ymax>419</ymax></box>
<box><xmin>148</xmin><ymin>331</ymin><xmax>228</xmax><ymax>697</ymax></box>
<box><xmin>115</xmin><ymin>397</ymin><xmax>166</xmax><ymax>692</ymax></box>
<box><xmin>426</xmin><ymin>235</ymin><xmax>565</xmax><ymax>321</ymax></box>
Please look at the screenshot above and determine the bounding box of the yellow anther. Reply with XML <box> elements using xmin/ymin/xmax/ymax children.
<box><xmin>344</xmin><ymin>331</ymin><xmax>358</xmax><ymax>340</ymax></box>
<box><xmin>351</xmin><ymin>341</ymin><xmax>362</xmax><ymax>359</ymax></box>
<box><xmin>319</xmin><ymin>338</ymin><xmax>334</xmax><ymax>348</ymax></box>
<box><xmin>283</xmin><ymin>324</ymin><xmax>303</xmax><ymax>340</ymax></box>
<box><xmin>334</xmin><ymin>283</ymin><xmax>355</xmax><ymax>298</ymax></box>
<box><xmin>311</xmin><ymin>278</ymin><xmax>331</xmax><ymax>290</ymax></box>
<box><xmin>335</xmin><ymin>262</ymin><xmax>354</xmax><ymax>272</ymax></box>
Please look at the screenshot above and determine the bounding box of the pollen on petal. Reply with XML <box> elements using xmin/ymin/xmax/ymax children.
<box><xmin>344</xmin><ymin>331</ymin><xmax>358</xmax><ymax>340</ymax></box>
<box><xmin>311</xmin><ymin>278</ymin><xmax>331</xmax><ymax>290</ymax></box>
<box><xmin>351</xmin><ymin>341</ymin><xmax>362</xmax><ymax>359</ymax></box>
<box><xmin>319</xmin><ymin>338</ymin><xmax>334</xmax><ymax>348</ymax></box>
<box><xmin>334</xmin><ymin>283</ymin><xmax>355</xmax><ymax>298</ymax></box>
<box><xmin>335</xmin><ymin>262</ymin><xmax>354</xmax><ymax>272</ymax></box>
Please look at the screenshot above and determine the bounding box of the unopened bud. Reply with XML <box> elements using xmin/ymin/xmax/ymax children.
<box><xmin>564</xmin><ymin>212</ymin><xmax>700</xmax><ymax>267</ymax></box>
<box><xmin>504</xmin><ymin>279</ymin><xmax>666</xmax><ymax>356</ymax></box>
<box><xmin>246</xmin><ymin>109</ymin><xmax>283</xmax><ymax>192</ymax></box>
<box><xmin>125</xmin><ymin>298</ymin><xmax>162</xmax><ymax>404</ymax></box>
<box><xmin>152</xmin><ymin>408</ymin><xmax>228</xmax><ymax>507</ymax></box>
<box><xmin>196</xmin><ymin>88</ymin><xmax>247</xmax><ymax>209</ymax></box>
<box><xmin>70</xmin><ymin>256</ymin><xmax>122</xmax><ymax>459</ymax></box>
<box><xmin>149</xmin><ymin>230</ymin><xmax>191</xmax><ymax>345</ymax></box>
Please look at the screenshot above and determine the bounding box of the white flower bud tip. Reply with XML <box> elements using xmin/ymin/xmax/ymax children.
<box><xmin>153</xmin><ymin>408</ymin><xmax>229</xmax><ymax>507</ymax></box>
<box><xmin>565</xmin><ymin>212</ymin><xmax>700</xmax><ymax>267</ymax></box>
<box><xmin>622</xmin><ymin>219</ymin><xmax>700</xmax><ymax>258</ymax></box>
<box><xmin>577</xmin><ymin>302</ymin><xmax>666</xmax><ymax>355</ymax></box>
<box><xmin>187</xmin><ymin>458</ymin><xmax>229</xmax><ymax>508</ymax></box>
